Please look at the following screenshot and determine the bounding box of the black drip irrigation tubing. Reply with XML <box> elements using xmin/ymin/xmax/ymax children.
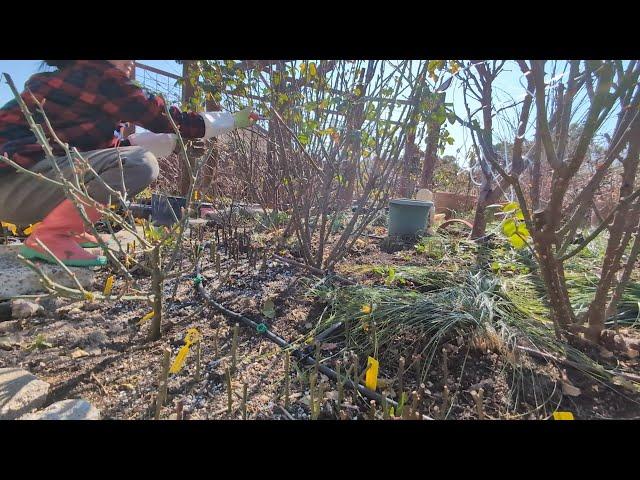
<box><xmin>193</xmin><ymin>242</ymin><xmax>433</xmax><ymax>419</ymax></box>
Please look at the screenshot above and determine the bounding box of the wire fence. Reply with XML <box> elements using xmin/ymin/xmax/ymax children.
<box><xmin>135</xmin><ymin>63</ymin><xmax>182</xmax><ymax>106</ymax></box>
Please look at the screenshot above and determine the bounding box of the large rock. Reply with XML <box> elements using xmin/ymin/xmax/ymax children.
<box><xmin>0</xmin><ymin>228</ymin><xmax>143</xmax><ymax>299</ymax></box>
<box><xmin>20</xmin><ymin>399</ymin><xmax>101</xmax><ymax>420</ymax></box>
<box><xmin>0</xmin><ymin>245</ymin><xmax>95</xmax><ymax>299</ymax></box>
<box><xmin>0</xmin><ymin>367</ymin><xmax>50</xmax><ymax>420</ymax></box>
<box><xmin>11</xmin><ymin>299</ymin><xmax>43</xmax><ymax>318</ymax></box>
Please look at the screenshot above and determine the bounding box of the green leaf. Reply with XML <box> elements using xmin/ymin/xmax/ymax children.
<box><xmin>516</xmin><ymin>224</ymin><xmax>530</xmax><ymax>238</ymax></box>
<box><xmin>502</xmin><ymin>219</ymin><xmax>517</xmax><ymax>237</ymax></box>
<box><xmin>397</xmin><ymin>392</ymin><xmax>408</xmax><ymax>416</ymax></box>
<box><xmin>509</xmin><ymin>234</ymin><xmax>527</xmax><ymax>250</ymax></box>
<box><xmin>503</xmin><ymin>202</ymin><xmax>519</xmax><ymax>213</ymax></box>
<box><xmin>385</xmin><ymin>267</ymin><xmax>396</xmax><ymax>285</ymax></box>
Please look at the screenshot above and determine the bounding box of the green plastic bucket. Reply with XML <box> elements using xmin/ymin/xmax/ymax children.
<box><xmin>388</xmin><ymin>199</ymin><xmax>433</xmax><ymax>236</ymax></box>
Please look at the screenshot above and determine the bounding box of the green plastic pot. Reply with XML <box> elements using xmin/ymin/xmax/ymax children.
<box><xmin>387</xmin><ymin>198</ymin><xmax>433</xmax><ymax>236</ymax></box>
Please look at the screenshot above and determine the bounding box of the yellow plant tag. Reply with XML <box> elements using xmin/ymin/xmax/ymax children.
<box><xmin>552</xmin><ymin>411</ymin><xmax>574</xmax><ymax>420</ymax></box>
<box><xmin>184</xmin><ymin>328</ymin><xmax>201</xmax><ymax>345</ymax></box>
<box><xmin>170</xmin><ymin>345</ymin><xmax>190</xmax><ymax>374</ymax></box>
<box><xmin>1</xmin><ymin>221</ymin><xmax>18</xmax><ymax>235</ymax></box>
<box><xmin>169</xmin><ymin>328</ymin><xmax>201</xmax><ymax>374</ymax></box>
<box><xmin>193</xmin><ymin>190</ymin><xmax>200</xmax><ymax>201</ymax></box>
<box><xmin>103</xmin><ymin>275</ymin><xmax>115</xmax><ymax>296</ymax></box>
<box><xmin>365</xmin><ymin>356</ymin><xmax>379</xmax><ymax>391</ymax></box>
<box><xmin>23</xmin><ymin>222</ymin><xmax>41</xmax><ymax>235</ymax></box>
<box><xmin>138</xmin><ymin>310</ymin><xmax>155</xmax><ymax>325</ymax></box>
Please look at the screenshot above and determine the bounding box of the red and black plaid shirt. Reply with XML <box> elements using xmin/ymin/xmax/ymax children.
<box><xmin>0</xmin><ymin>60</ymin><xmax>204</xmax><ymax>174</ymax></box>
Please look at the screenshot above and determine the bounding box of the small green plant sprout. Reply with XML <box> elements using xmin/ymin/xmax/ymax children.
<box><xmin>384</xmin><ymin>266</ymin><xmax>396</xmax><ymax>285</ymax></box>
<box><xmin>414</xmin><ymin>236</ymin><xmax>445</xmax><ymax>259</ymax></box>
<box><xmin>26</xmin><ymin>334</ymin><xmax>53</xmax><ymax>351</ymax></box>
<box><xmin>396</xmin><ymin>391</ymin><xmax>408</xmax><ymax>417</ymax></box>
<box><xmin>498</xmin><ymin>202</ymin><xmax>530</xmax><ymax>250</ymax></box>
<box><xmin>143</xmin><ymin>220</ymin><xmax>178</xmax><ymax>249</ymax></box>
<box><xmin>372</xmin><ymin>265</ymin><xmax>405</xmax><ymax>286</ymax></box>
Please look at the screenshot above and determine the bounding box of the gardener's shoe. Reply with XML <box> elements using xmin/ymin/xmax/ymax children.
<box><xmin>20</xmin><ymin>199</ymin><xmax>107</xmax><ymax>268</ymax></box>
<box><xmin>73</xmin><ymin>231</ymin><xmax>112</xmax><ymax>249</ymax></box>
<box><xmin>72</xmin><ymin>204</ymin><xmax>111</xmax><ymax>248</ymax></box>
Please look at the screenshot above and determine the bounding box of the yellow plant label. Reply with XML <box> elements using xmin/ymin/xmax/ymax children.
<box><xmin>23</xmin><ymin>222</ymin><xmax>41</xmax><ymax>235</ymax></box>
<box><xmin>169</xmin><ymin>328</ymin><xmax>201</xmax><ymax>374</ymax></box>
<box><xmin>170</xmin><ymin>345</ymin><xmax>190</xmax><ymax>374</ymax></box>
<box><xmin>365</xmin><ymin>356</ymin><xmax>379</xmax><ymax>391</ymax></box>
<box><xmin>103</xmin><ymin>275</ymin><xmax>115</xmax><ymax>296</ymax></box>
<box><xmin>184</xmin><ymin>328</ymin><xmax>201</xmax><ymax>346</ymax></box>
<box><xmin>138</xmin><ymin>310</ymin><xmax>155</xmax><ymax>325</ymax></box>
<box><xmin>552</xmin><ymin>411</ymin><xmax>574</xmax><ymax>420</ymax></box>
<box><xmin>1</xmin><ymin>221</ymin><xmax>18</xmax><ymax>235</ymax></box>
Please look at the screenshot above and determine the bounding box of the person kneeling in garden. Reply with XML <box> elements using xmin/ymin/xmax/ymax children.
<box><xmin>0</xmin><ymin>60</ymin><xmax>257</xmax><ymax>267</ymax></box>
